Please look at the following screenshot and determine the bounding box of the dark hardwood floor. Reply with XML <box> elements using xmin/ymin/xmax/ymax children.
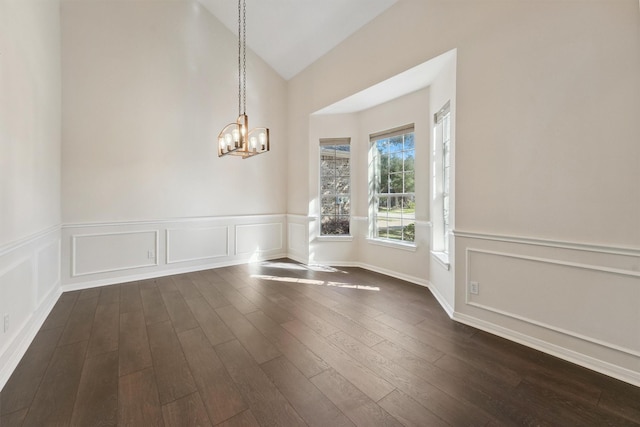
<box><xmin>1</xmin><ymin>258</ymin><xmax>639</xmax><ymax>426</ymax></box>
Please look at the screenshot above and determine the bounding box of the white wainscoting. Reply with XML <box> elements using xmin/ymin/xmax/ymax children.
<box><xmin>454</xmin><ymin>231</ymin><xmax>640</xmax><ymax>387</ymax></box>
<box><xmin>286</xmin><ymin>214</ymin><xmax>312</xmax><ymax>264</ymax></box>
<box><xmin>62</xmin><ymin>214</ymin><xmax>287</xmax><ymax>290</ymax></box>
<box><xmin>0</xmin><ymin>226</ymin><xmax>61</xmax><ymax>390</ymax></box>
<box><xmin>236</xmin><ymin>223</ymin><xmax>282</xmax><ymax>255</ymax></box>
<box><xmin>166</xmin><ymin>226</ymin><xmax>228</xmax><ymax>264</ymax></box>
<box><xmin>72</xmin><ymin>230</ymin><xmax>159</xmax><ymax>276</ymax></box>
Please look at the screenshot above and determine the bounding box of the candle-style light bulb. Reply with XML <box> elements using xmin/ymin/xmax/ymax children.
<box><xmin>232</xmin><ymin>128</ymin><xmax>240</xmax><ymax>142</ymax></box>
<box><xmin>259</xmin><ymin>132</ymin><xmax>267</xmax><ymax>150</ymax></box>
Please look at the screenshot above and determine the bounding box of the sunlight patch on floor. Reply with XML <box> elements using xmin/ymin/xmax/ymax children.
<box><xmin>251</xmin><ymin>274</ymin><xmax>379</xmax><ymax>291</ymax></box>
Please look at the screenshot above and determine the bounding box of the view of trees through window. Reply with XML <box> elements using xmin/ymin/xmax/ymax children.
<box><xmin>371</xmin><ymin>129</ymin><xmax>415</xmax><ymax>242</ymax></box>
<box><xmin>320</xmin><ymin>142</ymin><xmax>350</xmax><ymax>236</ymax></box>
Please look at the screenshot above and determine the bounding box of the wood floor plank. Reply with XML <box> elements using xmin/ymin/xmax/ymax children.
<box><xmin>236</xmin><ymin>286</ymin><xmax>296</xmax><ymax>324</ymax></box>
<box><xmin>119</xmin><ymin>310</ymin><xmax>153</xmax><ymax>376</ymax></box>
<box><xmin>378</xmin><ymin>389</ymin><xmax>448</xmax><ymax>427</ymax></box>
<box><xmin>514</xmin><ymin>380</ymin><xmax>637</xmax><ymax>426</ymax></box>
<box><xmin>310</xmin><ymin>368</ymin><xmax>402</xmax><ymax>427</ymax></box>
<box><xmin>160</xmin><ymin>289</ymin><xmax>199</xmax><ymax>333</ymax></box>
<box><xmin>0</xmin><ymin>408</ymin><xmax>28</xmax><ymax>427</ymax></box>
<box><xmin>184</xmin><ymin>296</ymin><xmax>235</xmax><ymax>346</ymax></box>
<box><xmin>147</xmin><ymin>320</ymin><xmax>198</xmax><ymax>404</ymax></box>
<box><xmin>261</xmin><ymin>355</ymin><xmax>354</xmax><ymax>427</ymax></box>
<box><xmin>177</xmin><ymin>328</ymin><xmax>247</xmax><ymax>425</ymax></box>
<box><xmin>58</xmin><ymin>296</ymin><xmax>98</xmax><ymax>346</ymax></box>
<box><xmin>328</xmin><ymin>330</ymin><xmax>490</xmax><ymax>426</ymax></box>
<box><xmin>286</xmin><ymin>292</ymin><xmax>385</xmax><ymax>347</ymax></box>
<box><xmin>41</xmin><ymin>291</ymin><xmax>79</xmax><ymax>330</ymax></box>
<box><xmin>282</xmin><ymin>319</ymin><xmax>395</xmax><ymax>402</ymax></box>
<box><xmin>21</xmin><ymin>340</ymin><xmax>88</xmax><ymax>427</ymax></box>
<box><xmin>379</xmin><ymin>313</ymin><xmax>523</xmax><ymax>387</ymax></box>
<box><xmin>78</xmin><ymin>288</ymin><xmax>100</xmax><ymax>301</ymax></box>
<box><xmin>192</xmin><ymin>277</ymin><xmax>231</xmax><ymax>309</ymax></box>
<box><xmin>98</xmin><ymin>284</ymin><xmax>120</xmax><ymax>306</ymax></box>
<box><xmin>215</xmin><ymin>305</ymin><xmax>281</xmax><ymax>364</ymax></box>
<box><xmin>87</xmin><ymin>301</ymin><xmax>119</xmax><ymax>357</ymax></box>
<box><xmin>265</xmin><ymin>292</ymin><xmax>340</xmax><ymax>337</ymax></box>
<box><xmin>119</xmin><ymin>281</ymin><xmax>143</xmax><ymax>313</ymax></box>
<box><xmin>0</xmin><ymin>326</ymin><xmax>63</xmax><ymax>415</ymax></box>
<box><xmin>214</xmin><ymin>410</ymin><xmax>259</xmax><ymax>427</ymax></box>
<box><xmin>171</xmin><ymin>274</ymin><xmax>203</xmax><ymax>300</ymax></box>
<box><xmin>210</xmin><ymin>281</ymin><xmax>259</xmax><ymax>315</ymax></box>
<box><xmin>118</xmin><ymin>367</ymin><xmax>164</xmax><ymax>427</ymax></box>
<box><xmin>245</xmin><ymin>310</ymin><xmax>329</xmax><ymax>378</ymax></box>
<box><xmin>373</xmin><ymin>340</ymin><xmax>540</xmax><ymax>426</ymax></box>
<box><xmin>215</xmin><ymin>340</ymin><xmax>307</xmax><ymax>427</ymax></box>
<box><xmin>70</xmin><ymin>350</ymin><xmax>118</xmax><ymax>427</ymax></box>
<box><xmin>140</xmin><ymin>285</ymin><xmax>170</xmax><ymax>325</ymax></box>
<box><xmin>598</xmin><ymin>381</ymin><xmax>640</xmax><ymax>424</ymax></box>
<box><xmin>161</xmin><ymin>392</ymin><xmax>212</xmax><ymax>427</ymax></box>
<box><xmin>6</xmin><ymin>261</ymin><xmax>640</xmax><ymax>427</ymax></box>
<box><xmin>348</xmin><ymin>313</ymin><xmax>444</xmax><ymax>363</ymax></box>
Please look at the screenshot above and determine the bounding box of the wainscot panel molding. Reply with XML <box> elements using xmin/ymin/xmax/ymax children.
<box><xmin>0</xmin><ymin>226</ymin><xmax>61</xmax><ymax>391</ymax></box>
<box><xmin>286</xmin><ymin>214</ymin><xmax>313</xmax><ymax>265</ymax></box>
<box><xmin>61</xmin><ymin>215</ymin><xmax>287</xmax><ymax>290</ymax></box>
<box><xmin>71</xmin><ymin>230</ymin><xmax>160</xmax><ymax>277</ymax></box>
<box><xmin>235</xmin><ymin>223</ymin><xmax>283</xmax><ymax>255</ymax></box>
<box><xmin>166</xmin><ymin>226</ymin><xmax>229</xmax><ymax>264</ymax></box>
<box><xmin>454</xmin><ymin>230</ymin><xmax>640</xmax><ymax>258</ymax></box>
<box><xmin>454</xmin><ymin>232</ymin><xmax>640</xmax><ymax>387</ymax></box>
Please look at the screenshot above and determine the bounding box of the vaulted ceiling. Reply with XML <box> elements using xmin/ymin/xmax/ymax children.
<box><xmin>198</xmin><ymin>0</ymin><xmax>398</xmax><ymax>80</ymax></box>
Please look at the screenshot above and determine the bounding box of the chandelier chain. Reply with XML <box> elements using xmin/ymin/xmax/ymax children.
<box><xmin>237</xmin><ymin>0</ymin><xmax>242</xmax><ymax>116</ymax></box>
<box><xmin>242</xmin><ymin>0</ymin><xmax>247</xmax><ymax>115</ymax></box>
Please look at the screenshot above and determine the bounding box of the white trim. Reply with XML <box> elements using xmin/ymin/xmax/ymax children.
<box><xmin>0</xmin><ymin>225</ymin><xmax>60</xmax><ymax>257</ymax></box>
<box><xmin>62</xmin><ymin>213</ymin><xmax>287</xmax><ymax>229</ymax></box>
<box><xmin>0</xmin><ymin>285</ymin><xmax>61</xmax><ymax>391</ymax></box>
<box><xmin>465</xmin><ymin>247</ymin><xmax>640</xmax><ymax>279</ymax></box>
<box><xmin>430</xmin><ymin>251</ymin><xmax>450</xmax><ymax>270</ymax></box>
<box><xmin>426</xmin><ymin>280</ymin><xmax>454</xmax><ymax>318</ymax></box>
<box><xmin>165</xmin><ymin>226</ymin><xmax>229</xmax><ymax>264</ymax></box>
<box><xmin>366</xmin><ymin>238</ymin><xmax>417</xmax><ymax>252</ymax></box>
<box><xmin>316</xmin><ymin>235</ymin><xmax>354</xmax><ymax>242</ymax></box>
<box><xmin>286</xmin><ymin>214</ymin><xmax>315</xmax><ymax>222</ymax></box>
<box><xmin>454</xmin><ymin>230</ymin><xmax>640</xmax><ymax>257</ymax></box>
<box><xmin>345</xmin><ymin>261</ymin><xmax>430</xmax><ymax>288</ymax></box>
<box><xmin>71</xmin><ymin>230</ymin><xmax>160</xmax><ymax>277</ymax></box>
<box><xmin>464</xmin><ymin>248</ymin><xmax>640</xmax><ymax>359</ymax></box>
<box><xmin>234</xmin><ymin>222</ymin><xmax>283</xmax><ymax>256</ymax></box>
<box><xmin>62</xmin><ymin>252</ymin><xmax>287</xmax><ymax>292</ymax></box>
<box><xmin>452</xmin><ymin>312</ymin><xmax>640</xmax><ymax>388</ymax></box>
<box><xmin>466</xmin><ymin>300</ymin><xmax>640</xmax><ymax>359</ymax></box>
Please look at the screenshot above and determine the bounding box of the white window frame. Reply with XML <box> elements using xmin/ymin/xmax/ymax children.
<box><xmin>368</xmin><ymin>124</ymin><xmax>416</xmax><ymax>247</ymax></box>
<box><xmin>319</xmin><ymin>138</ymin><xmax>351</xmax><ymax>239</ymax></box>
<box><xmin>432</xmin><ymin>102</ymin><xmax>451</xmax><ymax>266</ymax></box>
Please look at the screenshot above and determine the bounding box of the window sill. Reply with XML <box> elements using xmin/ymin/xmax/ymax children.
<box><xmin>366</xmin><ymin>238</ymin><xmax>417</xmax><ymax>252</ymax></box>
<box><xmin>431</xmin><ymin>251</ymin><xmax>450</xmax><ymax>270</ymax></box>
<box><xmin>317</xmin><ymin>235</ymin><xmax>354</xmax><ymax>242</ymax></box>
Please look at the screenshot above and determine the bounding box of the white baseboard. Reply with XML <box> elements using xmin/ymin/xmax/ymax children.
<box><xmin>0</xmin><ymin>285</ymin><xmax>62</xmax><ymax>390</ymax></box>
<box><xmin>453</xmin><ymin>312</ymin><xmax>640</xmax><ymax>388</ymax></box>
<box><xmin>62</xmin><ymin>252</ymin><xmax>288</xmax><ymax>292</ymax></box>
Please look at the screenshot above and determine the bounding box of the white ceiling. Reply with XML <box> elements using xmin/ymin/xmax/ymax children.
<box><xmin>198</xmin><ymin>0</ymin><xmax>398</xmax><ymax>80</ymax></box>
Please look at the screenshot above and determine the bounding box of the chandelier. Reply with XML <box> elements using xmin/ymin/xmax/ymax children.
<box><xmin>218</xmin><ymin>0</ymin><xmax>270</xmax><ymax>159</ymax></box>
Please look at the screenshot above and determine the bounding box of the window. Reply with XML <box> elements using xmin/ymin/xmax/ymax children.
<box><xmin>320</xmin><ymin>138</ymin><xmax>351</xmax><ymax>236</ymax></box>
<box><xmin>369</xmin><ymin>125</ymin><xmax>415</xmax><ymax>243</ymax></box>
<box><xmin>433</xmin><ymin>102</ymin><xmax>451</xmax><ymax>255</ymax></box>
